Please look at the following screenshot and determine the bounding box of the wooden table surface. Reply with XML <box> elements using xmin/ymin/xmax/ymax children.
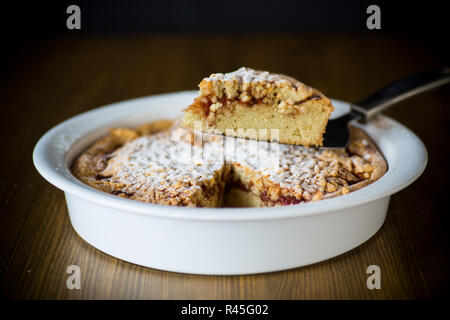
<box><xmin>0</xmin><ymin>33</ymin><xmax>448</xmax><ymax>300</ymax></box>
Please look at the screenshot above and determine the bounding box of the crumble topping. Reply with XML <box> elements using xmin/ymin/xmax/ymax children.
<box><xmin>185</xmin><ymin>67</ymin><xmax>333</xmax><ymax>126</ymax></box>
<box><xmin>72</xmin><ymin>123</ymin><xmax>383</xmax><ymax>207</ymax></box>
<box><xmin>92</xmin><ymin>129</ymin><xmax>226</xmax><ymax>206</ymax></box>
<box><xmin>224</xmin><ymin>134</ymin><xmax>376</xmax><ymax>204</ymax></box>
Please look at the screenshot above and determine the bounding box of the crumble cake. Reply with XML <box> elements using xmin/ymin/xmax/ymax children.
<box><xmin>182</xmin><ymin>67</ymin><xmax>334</xmax><ymax>147</ymax></box>
<box><xmin>71</xmin><ymin>120</ymin><xmax>387</xmax><ymax>207</ymax></box>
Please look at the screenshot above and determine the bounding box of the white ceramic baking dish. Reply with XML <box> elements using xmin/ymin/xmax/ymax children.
<box><xmin>33</xmin><ymin>91</ymin><xmax>427</xmax><ymax>275</ymax></box>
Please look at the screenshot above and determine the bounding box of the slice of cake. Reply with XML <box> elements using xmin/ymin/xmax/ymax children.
<box><xmin>71</xmin><ymin>121</ymin><xmax>230</xmax><ymax>207</ymax></box>
<box><xmin>223</xmin><ymin>126</ymin><xmax>386</xmax><ymax>207</ymax></box>
<box><xmin>72</xmin><ymin>121</ymin><xmax>386</xmax><ymax>208</ymax></box>
<box><xmin>182</xmin><ymin>67</ymin><xmax>334</xmax><ymax>147</ymax></box>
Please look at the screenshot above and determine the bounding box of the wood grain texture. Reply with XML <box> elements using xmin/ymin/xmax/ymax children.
<box><xmin>0</xmin><ymin>34</ymin><xmax>448</xmax><ymax>300</ymax></box>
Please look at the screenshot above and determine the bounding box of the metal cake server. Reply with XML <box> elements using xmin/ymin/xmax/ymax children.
<box><xmin>322</xmin><ymin>68</ymin><xmax>450</xmax><ymax>148</ymax></box>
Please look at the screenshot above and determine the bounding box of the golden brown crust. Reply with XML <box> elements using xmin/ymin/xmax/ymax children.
<box><xmin>71</xmin><ymin>120</ymin><xmax>228</xmax><ymax>207</ymax></box>
<box><xmin>71</xmin><ymin>128</ymin><xmax>139</xmax><ymax>186</ymax></box>
<box><xmin>323</xmin><ymin>126</ymin><xmax>387</xmax><ymax>200</ymax></box>
<box><xmin>136</xmin><ymin>119</ymin><xmax>174</xmax><ymax>135</ymax></box>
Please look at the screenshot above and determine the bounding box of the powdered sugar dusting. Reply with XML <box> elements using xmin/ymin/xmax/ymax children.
<box><xmin>224</xmin><ymin>137</ymin><xmax>363</xmax><ymax>194</ymax></box>
<box><xmin>99</xmin><ymin>128</ymin><xmax>373</xmax><ymax>201</ymax></box>
<box><xmin>101</xmin><ymin>130</ymin><xmax>224</xmax><ymax>198</ymax></box>
<box><xmin>204</xmin><ymin>67</ymin><xmax>291</xmax><ymax>85</ymax></box>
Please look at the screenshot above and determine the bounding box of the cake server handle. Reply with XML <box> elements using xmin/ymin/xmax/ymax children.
<box><xmin>352</xmin><ymin>68</ymin><xmax>450</xmax><ymax>123</ymax></box>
